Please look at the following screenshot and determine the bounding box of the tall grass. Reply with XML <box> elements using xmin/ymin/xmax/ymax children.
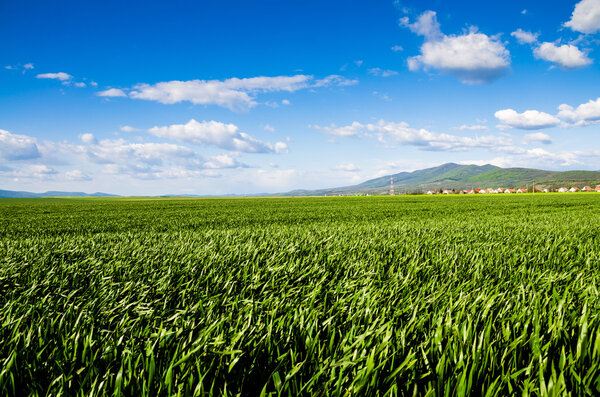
<box><xmin>1</xmin><ymin>195</ymin><xmax>599</xmax><ymax>395</ymax></box>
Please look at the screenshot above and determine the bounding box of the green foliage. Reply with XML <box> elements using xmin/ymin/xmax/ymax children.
<box><xmin>1</xmin><ymin>195</ymin><xmax>600</xmax><ymax>395</ymax></box>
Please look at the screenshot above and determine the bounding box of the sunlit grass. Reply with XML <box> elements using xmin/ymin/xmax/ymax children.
<box><xmin>1</xmin><ymin>195</ymin><xmax>599</xmax><ymax>395</ymax></box>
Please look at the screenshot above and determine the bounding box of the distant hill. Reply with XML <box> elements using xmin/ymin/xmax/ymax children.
<box><xmin>282</xmin><ymin>163</ymin><xmax>600</xmax><ymax>196</ymax></box>
<box><xmin>0</xmin><ymin>190</ymin><xmax>119</xmax><ymax>198</ymax></box>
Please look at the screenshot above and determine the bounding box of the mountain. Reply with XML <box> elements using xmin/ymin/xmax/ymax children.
<box><xmin>0</xmin><ymin>190</ymin><xmax>118</xmax><ymax>198</ymax></box>
<box><xmin>282</xmin><ymin>163</ymin><xmax>600</xmax><ymax>196</ymax></box>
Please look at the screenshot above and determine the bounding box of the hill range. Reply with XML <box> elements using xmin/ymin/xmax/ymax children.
<box><xmin>282</xmin><ymin>163</ymin><xmax>600</xmax><ymax>196</ymax></box>
<box><xmin>0</xmin><ymin>190</ymin><xmax>118</xmax><ymax>198</ymax></box>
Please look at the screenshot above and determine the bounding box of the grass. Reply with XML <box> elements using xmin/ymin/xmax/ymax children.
<box><xmin>1</xmin><ymin>194</ymin><xmax>600</xmax><ymax>395</ymax></box>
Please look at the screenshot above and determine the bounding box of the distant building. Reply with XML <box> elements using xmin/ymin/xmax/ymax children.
<box><xmin>558</xmin><ymin>187</ymin><xmax>569</xmax><ymax>193</ymax></box>
<box><xmin>516</xmin><ymin>188</ymin><xmax>527</xmax><ymax>193</ymax></box>
<box><xmin>504</xmin><ymin>189</ymin><xmax>516</xmax><ymax>193</ymax></box>
<box><xmin>442</xmin><ymin>189</ymin><xmax>452</xmax><ymax>194</ymax></box>
<box><xmin>582</xmin><ymin>186</ymin><xmax>593</xmax><ymax>192</ymax></box>
<box><xmin>569</xmin><ymin>187</ymin><xmax>580</xmax><ymax>192</ymax></box>
<box><xmin>596</xmin><ymin>185</ymin><xmax>600</xmax><ymax>192</ymax></box>
<box><xmin>426</xmin><ymin>190</ymin><xmax>435</xmax><ymax>195</ymax></box>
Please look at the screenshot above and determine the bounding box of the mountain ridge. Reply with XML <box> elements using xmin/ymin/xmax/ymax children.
<box><xmin>281</xmin><ymin>163</ymin><xmax>600</xmax><ymax>196</ymax></box>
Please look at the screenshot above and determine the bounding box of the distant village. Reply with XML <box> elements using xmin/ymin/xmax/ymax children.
<box><xmin>425</xmin><ymin>185</ymin><xmax>600</xmax><ymax>195</ymax></box>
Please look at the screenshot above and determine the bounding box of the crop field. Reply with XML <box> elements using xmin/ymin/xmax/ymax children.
<box><xmin>1</xmin><ymin>194</ymin><xmax>600</xmax><ymax>396</ymax></box>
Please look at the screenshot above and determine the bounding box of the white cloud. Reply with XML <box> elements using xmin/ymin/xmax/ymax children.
<box><xmin>557</xmin><ymin>97</ymin><xmax>600</xmax><ymax>123</ymax></box>
<box><xmin>36</xmin><ymin>72</ymin><xmax>72</xmax><ymax>81</ymax></box>
<box><xmin>354</xmin><ymin>60</ymin><xmax>364</xmax><ymax>67</ymax></box>
<box><xmin>23</xmin><ymin>63</ymin><xmax>34</xmax><ymax>70</ymax></box>
<box><xmin>65</xmin><ymin>169</ymin><xmax>91</xmax><ymax>181</ymax></box>
<box><xmin>403</xmin><ymin>11</ymin><xmax>510</xmax><ymax>84</ymax></box>
<box><xmin>281</xmin><ymin>99</ymin><xmax>291</xmax><ymax>105</ymax></box>
<box><xmin>264</xmin><ymin>124</ymin><xmax>275</xmax><ymax>132</ymax></box>
<box><xmin>0</xmin><ymin>129</ymin><xmax>41</xmax><ymax>160</ymax></box>
<box><xmin>312</xmin><ymin>75</ymin><xmax>358</xmax><ymax>88</ymax></box>
<box><xmin>368</xmin><ymin>68</ymin><xmax>398</xmax><ymax>77</ymax></box>
<box><xmin>79</xmin><ymin>133</ymin><xmax>98</xmax><ymax>145</ymax></box>
<box><xmin>314</xmin><ymin>120</ymin><xmax>513</xmax><ymax>152</ymax></box>
<box><xmin>126</xmin><ymin>74</ymin><xmax>355</xmax><ymax>112</ymax></box>
<box><xmin>475</xmin><ymin>148</ymin><xmax>600</xmax><ymax>169</ymax></box>
<box><xmin>335</xmin><ymin>163</ymin><xmax>360</xmax><ymax>172</ymax></box>
<box><xmin>523</xmin><ymin>132</ymin><xmax>552</xmax><ymax>144</ymax></box>
<box><xmin>401</xmin><ymin>10</ymin><xmax>442</xmax><ymax>40</ymax></box>
<box><xmin>202</xmin><ymin>154</ymin><xmax>246</xmax><ymax>169</ymax></box>
<box><xmin>90</xmin><ymin>81</ymin><xmax>98</xmax><ymax>87</ymax></box>
<box><xmin>511</xmin><ymin>29</ymin><xmax>539</xmax><ymax>44</ymax></box>
<box><xmin>391</xmin><ymin>45</ymin><xmax>404</xmax><ymax>52</ymax></box>
<box><xmin>533</xmin><ymin>42</ymin><xmax>592</xmax><ymax>69</ymax></box>
<box><xmin>73</xmin><ymin>82</ymin><xmax>86</xmax><ymax>88</ymax></box>
<box><xmin>564</xmin><ymin>0</ymin><xmax>600</xmax><ymax>34</ymax></box>
<box><xmin>522</xmin><ymin>9</ymin><xmax>528</xmax><ymax>15</ymax></box>
<box><xmin>453</xmin><ymin>124</ymin><xmax>489</xmax><ymax>131</ymax></box>
<box><xmin>120</xmin><ymin>125</ymin><xmax>140</xmax><ymax>133</ymax></box>
<box><xmin>147</xmin><ymin>119</ymin><xmax>287</xmax><ymax>153</ymax></box>
<box><xmin>96</xmin><ymin>88</ymin><xmax>127</xmax><ymax>97</ymax></box>
<box><xmin>494</xmin><ymin>109</ymin><xmax>560</xmax><ymax>130</ymax></box>
<box><xmin>28</xmin><ymin>165</ymin><xmax>57</xmax><ymax>177</ymax></box>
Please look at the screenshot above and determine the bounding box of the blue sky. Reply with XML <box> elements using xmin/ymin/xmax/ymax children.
<box><xmin>2</xmin><ymin>0</ymin><xmax>600</xmax><ymax>195</ymax></box>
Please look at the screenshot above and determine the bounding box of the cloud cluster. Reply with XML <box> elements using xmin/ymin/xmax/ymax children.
<box><xmin>98</xmin><ymin>74</ymin><xmax>357</xmax><ymax>112</ymax></box>
<box><xmin>496</xmin><ymin>97</ymin><xmax>600</xmax><ymax>129</ymax></box>
<box><xmin>510</xmin><ymin>29</ymin><xmax>538</xmax><ymax>44</ymax></box>
<box><xmin>36</xmin><ymin>72</ymin><xmax>72</xmax><ymax>81</ymax></box>
<box><xmin>402</xmin><ymin>11</ymin><xmax>510</xmax><ymax>84</ymax></box>
<box><xmin>314</xmin><ymin>120</ymin><xmax>513</xmax><ymax>152</ymax></box>
<box><xmin>533</xmin><ymin>42</ymin><xmax>592</xmax><ymax>69</ymax></box>
<box><xmin>494</xmin><ymin>109</ymin><xmax>560</xmax><ymax>130</ymax></box>
<box><xmin>564</xmin><ymin>0</ymin><xmax>600</xmax><ymax>34</ymax></box>
<box><xmin>0</xmin><ymin>129</ymin><xmax>41</xmax><ymax>160</ymax></box>
<box><xmin>557</xmin><ymin>97</ymin><xmax>600</xmax><ymax>124</ymax></box>
<box><xmin>368</xmin><ymin>68</ymin><xmax>398</xmax><ymax>77</ymax></box>
<box><xmin>147</xmin><ymin>119</ymin><xmax>287</xmax><ymax>153</ymax></box>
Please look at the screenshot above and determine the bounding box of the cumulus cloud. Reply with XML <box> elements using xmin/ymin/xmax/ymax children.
<box><xmin>511</xmin><ymin>29</ymin><xmax>539</xmax><ymax>44</ymax></box>
<box><xmin>147</xmin><ymin>119</ymin><xmax>287</xmax><ymax>153</ymax></box>
<box><xmin>368</xmin><ymin>68</ymin><xmax>398</xmax><ymax>77</ymax></box>
<box><xmin>495</xmin><ymin>109</ymin><xmax>560</xmax><ymax>130</ymax></box>
<box><xmin>557</xmin><ymin>97</ymin><xmax>600</xmax><ymax>124</ymax></box>
<box><xmin>65</xmin><ymin>169</ymin><xmax>91</xmax><ymax>181</ymax></box>
<box><xmin>391</xmin><ymin>45</ymin><xmax>404</xmax><ymax>52</ymax></box>
<box><xmin>0</xmin><ymin>129</ymin><xmax>41</xmax><ymax>160</ymax></box>
<box><xmin>314</xmin><ymin>120</ymin><xmax>513</xmax><ymax>152</ymax></box>
<box><xmin>564</xmin><ymin>0</ymin><xmax>600</xmax><ymax>34</ymax></box>
<box><xmin>96</xmin><ymin>88</ymin><xmax>127</xmax><ymax>97</ymax></box>
<box><xmin>36</xmin><ymin>72</ymin><xmax>72</xmax><ymax>81</ymax></box>
<box><xmin>125</xmin><ymin>74</ymin><xmax>356</xmax><ymax>112</ymax></box>
<box><xmin>523</xmin><ymin>132</ymin><xmax>552</xmax><ymax>145</ymax></box>
<box><xmin>533</xmin><ymin>42</ymin><xmax>592</xmax><ymax>69</ymax></box>
<box><xmin>335</xmin><ymin>163</ymin><xmax>360</xmax><ymax>172</ymax></box>
<box><xmin>120</xmin><ymin>125</ymin><xmax>141</xmax><ymax>132</ymax></box>
<box><xmin>23</xmin><ymin>63</ymin><xmax>34</xmax><ymax>70</ymax></box>
<box><xmin>402</xmin><ymin>11</ymin><xmax>510</xmax><ymax>84</ymax></box>
<box><xmin>28</xmin><ymin>165</ymin><xmax>57</xmax><ymax>177</ymax></box>
<box><xmin>79</xmin><ymin>133</ymin><xmax>98</xmax><ymax>145</ymax></box>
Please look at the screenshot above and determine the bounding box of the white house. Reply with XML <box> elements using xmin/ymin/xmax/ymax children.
<box><xmin>569</xmin><ymin>187</ymin><xmax>580</xmax><ymax>192</ymax></box>
<box><xmin>558</xmin><ymin>187</ymin><xmax>569</xmax><ymax>193</ymax></box>
<box><xmin>582</xmin><ymin>186</ymin><xmax>593</xmax><ymax>192</ymax></box>
<box><xmin>596</xmin><ymin>185</ymin><xmax>600</xmax><ymax>192</ymax></box>
<box><xmin>516</xmin><ymin>188</ymin><xmax>527</xmax><ymax>193</ymax></box>
<box><xmin>426</xmin><ymin>190</ymin><xmax>435</xmax><ymax>195</ymax></box>
<box><xmin>504</xmin><ymin>189</ymin><xmax>516</xmax><ymax>194</ymax></box>
<box><xmin>442</xmin><ymin>189</ymin><xmax>452</xmax><ymax>194</ymax></box>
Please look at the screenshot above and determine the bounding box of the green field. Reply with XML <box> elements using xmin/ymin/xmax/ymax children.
<box><xmin>1</xmin><ymin>194</ymin><xmax>600</xmax><ymax>396</ymax></box>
